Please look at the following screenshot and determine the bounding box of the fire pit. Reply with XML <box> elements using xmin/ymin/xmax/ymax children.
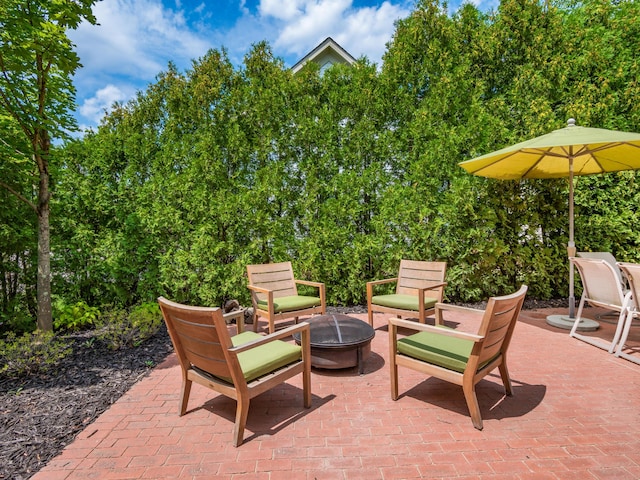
<box><xmin>292</xmin><ymin>314</ymin><xmax>375</xmax><ymax>374</ymax></box>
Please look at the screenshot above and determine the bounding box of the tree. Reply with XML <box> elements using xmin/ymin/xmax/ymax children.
<box><xmin>0</xmin><ymin>0</ymin><xmax>97</xmax><ymax>330</ymax></box>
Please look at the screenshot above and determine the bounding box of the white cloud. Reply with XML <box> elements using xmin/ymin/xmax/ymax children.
<box><xmin>260</xmin><ymin>0</ymin><xmax>411</xmax><ymax>66</ymax></box>
<box><xmin>71</xmin><ymin>0</ymin><xmax>210</xmax><ymax>80</ymax></box>
<box><xmin>69</xmin><ymin>0</ymin><xmax>213</xmax><ymax>127</ymax></box>
<box><xmin>79</xmin><ymin>84</ymin><xmax>130</xmax><ymax>124</ymax></box>
<box><xmin>341</xmin><ymin>2</ymin><xmax>408</xmax><ymax>64</ymax></box>
<box><xmin>259</xmin><ymin>0</ymin><xmax>305</xmax><ymax>21</ymax></box>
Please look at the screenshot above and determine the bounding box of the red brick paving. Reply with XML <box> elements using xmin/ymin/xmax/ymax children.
<box><xmin>33</xmin><ymin>306</ymin><xmax>640</xmax><ymax>479</ymax></box>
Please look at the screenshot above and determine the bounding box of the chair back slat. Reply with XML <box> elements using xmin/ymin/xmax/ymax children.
<box><xmin>158</xmin><ymin>298</ymin><xmax>236</xmax><ymax>380</ymax></box>
<box><xmin>396</xmin><ymin>260</ymin><xmax>446</xmax><ymax>297</ymax></box>
<box><xmin>571</xmin><ymin>257</ymin><xmax>626</xmax><ymax>308</ymax></box>
<box><xmin>474</xmin><ymin>286</ymin><xmax>527</xmax><ymax>367</ymax></box>
<box><xmin>247</xmin><ymin>261</ymin><xmax>297</xmax><ymax>300</ymax></box>
<box><xmin>618</xmin><ymin>262</ymin><xmax>640</xmax><ymax>310</ymax></box>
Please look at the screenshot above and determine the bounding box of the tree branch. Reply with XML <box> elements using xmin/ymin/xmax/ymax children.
<box><xmin>0</xmin><ymin>135</ymin><xmax>28</xmax><ymax>158</ymax></box>
<box><xmin>0</xmin><ymin>178</ymin><xmax>37</xmax><ymax>215</ymax></box>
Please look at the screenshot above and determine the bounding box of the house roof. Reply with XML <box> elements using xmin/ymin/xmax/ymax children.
<box><xmin>291</xmin><ymin>37</ymin><xmax>356</xmax><ymax>73</ymax></box>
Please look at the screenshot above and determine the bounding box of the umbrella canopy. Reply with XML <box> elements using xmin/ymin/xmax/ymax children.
<box><xmin>459</xmin><ymin>118</ymin><xmax>640</xmax><ymax>180</ymax></box>
<box><xmin>458</xmin><ymin>119</ymin><xmax>640</xmax><ymax>328</ymax></box>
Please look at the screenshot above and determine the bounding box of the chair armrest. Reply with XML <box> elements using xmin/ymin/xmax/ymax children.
<box><xmin>367</xmin><ymin>277</ymin><xmax>398</xmax><ymax>302</ymax></box>
<box><xmin>295</xmin><ymin>279</ymin><xmax>324</xmax><ymax>288</ymax></box>
<box><xmin>223</xmin><ymin>308</ymin><xmax>245</xmax><ymax>334</ymax></box>
<box><xmin>295</xmin><ymin>280</ymin><xmax>326</xmax><ymax>311</ymax></box>
<box><xmin>435</xmin><ymin>303</ymin><xmax>484</xmax><ymax>315</ymax></box>
<box><xmin>388</xmin><ymin>317</ymin><xmax>483</xmax><ymax>342</ymax></box>
<box><xmin>417</xmin><ymin>281</ymin><xmax>448</xmax><ymax>293</ymax></box>
<box><xmin>416</xmin><ymin>282</ymin><xmax>448</xmax><ymax>308</ymax></box>
<box><xmin>247</xmin><ymin>284</ymin><xmax>271</xmax><ymax>295</ymax></box>
<box><xmin>367</xmin><ymin>277</ymin><xmax>398</xmax><ymax>287</ymax></box>
<box><xmin>247</xmin><ymin>284</ymin><xmax>275</xmax><ymax>314</ymax></box>
<box><xmin>230</xmin><ymin>322</ymin><xmax>310</xmax><ymax>354</ymax></box>
<box><xmin>434</xmin><ymin>302</ymin><xmax>484</xmax><ymax>326</ymax></box>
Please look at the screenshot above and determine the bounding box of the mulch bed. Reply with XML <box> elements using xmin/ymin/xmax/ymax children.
<box><xmin>0</xmin><ymin>325</ymin><xmax>174</xmax><ymax>480</ymax></box>
<box><xmin>0</xmin><ymin>299</ymin><xmax>564</xmax><ymax>480</ymax></box>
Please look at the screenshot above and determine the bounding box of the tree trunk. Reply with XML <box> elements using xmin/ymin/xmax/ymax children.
<box><xmin>36</xmin><ymin>153</ymin><xmax>52</xmax><ymax>332</ymax></box>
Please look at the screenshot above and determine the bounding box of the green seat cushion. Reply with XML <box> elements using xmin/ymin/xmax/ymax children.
<box><xmin>257</xmin><ymin>295</ymin><xmax>321</xmax><ymax>313</ymax></box>
<box><xmin>397</xmin><ymin>328</ymin><xmax>473</xmax><ymax>373</ymax></box>
<box><xmin>231</xmin><ymin>331</ymin><xmax>302</xmax><ymax>382</ymax></box>
<box><xmin>371</xmin><ymin>294</ymin><xmax>437</xmax><ymax>311</ymax></box>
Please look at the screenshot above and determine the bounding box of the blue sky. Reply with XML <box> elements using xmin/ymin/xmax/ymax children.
<box><xmin>68</xmin><ymin>0</ymin><xmax>496</xmax><ymax>130</ymax></box>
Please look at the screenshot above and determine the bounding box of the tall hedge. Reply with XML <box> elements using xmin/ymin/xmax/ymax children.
<box><xmin>2</xmin><ymin>0</ymin><xmax>639</xmax><ymax>321</ymax></box>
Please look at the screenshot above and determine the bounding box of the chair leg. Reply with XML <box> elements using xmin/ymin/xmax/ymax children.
<box><xmin>498</xmin><ymin>362</ymin><xmax>513</xmax><ymax>396</ymax></box>
<box><xmin>179</xmin><ymin>378</ymin><xmax>192</xmax><ymax>416</ymax></box>
<box><xmin>233</xmin><ymin>397</ymin><xmax>250</xmax><ymax>447</ymax></box>
<box><xmin>301</xmin><ymin>327</ymin><xmax>312</xmax><ymax>408</ymax></box>
<box><xmin>610</xmin><ymin>309</ymin><xmax>629</xmax><ymax>354</ymax></box>
<box><xmin>389</xmin><ymin>326</ymin><xmax>399</xmax><ymax>400</ymax></box>
<box><xmin>390</xmin><ymin>362</ymin><xmax>399</xmax><ymax>400</ymax></box>
<box><xmin>303</xmin><ymin>363</ymin><xmax>312</xmax><ymax>408</ymax></box>
<box><xmin>569</xmin><ymin>294</ymin><xmax>587</xmax><ymax>338</ymax></box>
<box><xmin>367</xmin><ymin>308</ymin><xmax>374</xmax><ymax>327</ymax></box>
<box><xmin>615</xmin><ymin>310</ymin><xmax>639</xmax><ymax>362</ymax></box>
<box><xmin>463</xmin><ymin>381</ymin><xmax>483</xmax><ymax>430</ymax></box>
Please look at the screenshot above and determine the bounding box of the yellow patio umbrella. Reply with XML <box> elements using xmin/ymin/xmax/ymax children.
<box><xmin>459</xmin><ymin>118</ymin><xmax>640</xmax><ymax>330</ymax></box>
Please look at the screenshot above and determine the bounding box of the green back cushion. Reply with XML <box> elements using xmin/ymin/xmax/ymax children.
<box><xmin>230</xmin><ymin>331</ymin><xmax>302</xmax><ymax>382</ymax></box>
<box><xmin>257</xmin><ymin>295</ymin><xmax>321</xmax><ymax>313</ymax></box>
<box><xmin>372</xmin><ymin>294</ymin><xmax>437</xmax><ymax>311</ymax></box>
<box><xmin>397</xmin><ymin>329</ymin><xmax>473</xmax><ymax>373</ymax></box>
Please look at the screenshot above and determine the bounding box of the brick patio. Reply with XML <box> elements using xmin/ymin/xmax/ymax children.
<box><xmin>33</xmin><ymin>306</ymin><xmax>640</xmax><ymax>479</ymax></box>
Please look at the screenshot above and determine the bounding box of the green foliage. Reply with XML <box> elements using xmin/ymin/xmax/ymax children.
<box><xmin>0</xmin><ymin>330</ymin><xmax>72</xmax><ymax>378</ymax></box>
<box><xmin>0</xmin><ymin>303</ymin><xmax>36</xmax><ymax>336</ymax></box>
<box><xmin>2</xmin><ymin>0</ymin><xmax>636</xmax><ymax>322</ymax></box>
<box><xmin>95</xmin><ymin>303</ymin><xmax>163</xmax><ymax>350</ymax></box>
<box><xmin>52</xmin><ymin>298</ymin><xmax>100</xmax><ymax>332</ymax></box>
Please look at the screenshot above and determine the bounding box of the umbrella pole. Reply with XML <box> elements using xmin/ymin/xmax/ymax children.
<box><xmin>546</xmin><ymin>163</ymin><xmax>599</xmax><ymax>331</ymax></box>
<box><xmin>568</xmin><ymin>165</ymin><xmax>576</xmax><ymax>318</ymax></box>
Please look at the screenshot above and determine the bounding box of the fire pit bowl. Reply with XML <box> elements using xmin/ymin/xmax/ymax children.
<box><xmin>292</xmin><ymin>314</ymin><xmax>375</xmax><ymax>374</ymax></box>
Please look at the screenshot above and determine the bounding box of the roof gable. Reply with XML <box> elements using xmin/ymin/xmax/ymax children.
<box><xmin>291</xmin><ymin>37</ymin><xmax>356</xmax><ymax>73</ymax></box>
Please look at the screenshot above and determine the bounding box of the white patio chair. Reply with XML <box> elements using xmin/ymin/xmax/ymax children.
<box><xmin>615</xmin><ymin>263</ymin><xmax>640</xmax><ymax>365</ymax></box>
<box><xmin>577</xmin><ymin>252</ymin><xmax>628</xmax><ymax>322</ymax></box>
<box><xmin>577</xmin><ymin>252</ymin><xmax>626</xmax><ymax>289</ymax></box>
<box><xmin>570</xmin><ymin>257</ymin><xmax>632</xmax><ymax>353</ymax></box>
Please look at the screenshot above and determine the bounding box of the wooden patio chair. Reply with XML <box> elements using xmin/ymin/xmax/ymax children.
<box><xmin>615</xmin><ymin>262</ymin><xmax>640</xmax><ymax>365</ymax></box>
<box><xmin>570</xmin><ymin>257</ymin><xmax>632</xmax><ymax>353</ymax></box>
<box><xmin>158</xmin><ymin>297</ymin><xmax>312</xmax><ymax>447</ymax></box>
<box><xmin>367</xmin><ymin>260</ymin><xmax>447</xmax><ymax>327</ymax></box>
<box><xmin>246</xmin><ymin>261</ymin><xmax>326</xmax><ymax>334</ymax></box>
<box><xmin>389</xmin><ymin>285</ymin><xmax>527</xmax><ymax>430</ymax></box>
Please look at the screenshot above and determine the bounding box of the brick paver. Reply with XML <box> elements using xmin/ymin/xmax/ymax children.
<box><xmin>33</xmin><ymin>306</ymin><xmax>640</xmax><ymax>479</ymax></box>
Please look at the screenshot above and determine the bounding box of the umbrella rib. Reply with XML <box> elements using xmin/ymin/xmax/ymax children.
<box><xmin>467</xmin><ymin>150</ymin><xmax>523</xmax><ymax>174</ymax></box>
<box><xmin>521</xmin><ymin>149</ymin><xmax>551</xmax><ymax>177</ymax></box>
<box><xmin>521</xmin><ymin>148</ymin><xmax>570</xmax><ymax>158</ymax></box>
<box><xmin>576</xmin><ymin>142</ymin><xmax>640</xmax><ymax>172</ymax></box>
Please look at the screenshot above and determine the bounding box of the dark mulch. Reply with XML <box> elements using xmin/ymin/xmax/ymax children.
<box><xmin>0</xmin><ymin>325</ymin><xmax>174</xmax><ymax>480</ymax></box>
<box><xmin>0</xmin><ymin>299</ymin><xmax>566</xmax><ymax>480</ymax></box>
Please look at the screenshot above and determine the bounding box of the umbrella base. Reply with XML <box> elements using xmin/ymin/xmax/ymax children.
<box><xmin>546</xmin><ymin>314</ymin><xmax>599</xmax><ymax>332</ymax></box>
